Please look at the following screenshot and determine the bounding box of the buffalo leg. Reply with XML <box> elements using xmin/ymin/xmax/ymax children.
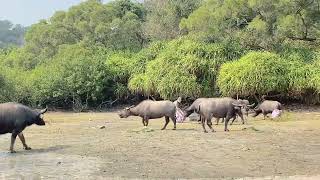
<box><xmin>202</xmin><ymin>118</ymin><xmax>208</xmax><ymax>133</ymax></box>
<box><xmin>215</xmin><ymin>118</ymin><xmax>219</xmax><ymax>125</ymax></box>
<box><xmin>231</xmin><ymin>113</ymin><xmax>244</xmax><ymax>125</ymax></box>
<box><xmin>10</xmin><ymin>132</ymin><xmax>18</xmax><ymax>153</ymax></box>
<box><xmin>207</xmin><ymin>119</ymin><xmax>215</xmax><ymax>132</ymax></box>
<box><xmin>239</xmin><ymin>113</ymin><xmax>245</xmax><ymax>124</ymax></box>
<box><xmin>171</xmin><ymin>115</ymin><xmax>176</xmax><ymax>130</ymax></box>
<box><xmin>161</xmin><ymin>116</ymin><xmax>170</xmax><ymax>130</ymax></box>
<box><xmin>144</xmin><ymin>117</ymin><xmax>149</xmax><ymax>126</ymax></box>
<box><xmin>142</xmin><ymin>118</ymin><xmax>146</xmax><ymax>126</ymax></box>
<box><xmin>224</xmin><ymin>115</ymin><xmax>232</xmax><ymax>132</ymax></box>
<box><xmin>230</xmin><ymin>116</ymin><xmax>237</xmax><ymax>125</ymax></box>
<box><xmin>221</xmin><ymin>118</ymin><xmax>225</xmax><ymax>123</ymax></box>
<box><xmin>18</xmin><ymin>133</ymin><xmax>31</xmax><ymax>150</ymax></box>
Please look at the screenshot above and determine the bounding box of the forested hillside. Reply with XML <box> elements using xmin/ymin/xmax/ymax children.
<box><xmin>0</xmin><ymin>0</ymin><xmax>319</xmax><ymax>110</ymax></box>
<box><xmin>0</xmin><ymin>20</ymin><xmax>25</xmax><ymax>48</ymax></box>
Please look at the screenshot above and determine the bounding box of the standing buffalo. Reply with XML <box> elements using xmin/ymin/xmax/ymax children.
<box><xmin>217</xmin><ymin>99</ymin><xmax>254</xmax><ymax>125</ymax></box>
<box><xmin>184</xmin><ymin>98</ymin><xmax>232</xmax><ymax>124</ymax></box>
<box><xmin>118</xmin><ymin>100</ymin><xmax>177</xmax><ymax>130</ymax></box>
<box><xmin>0</xmin><ymin>102</ymin><xmax>47</xmax><ymax>153</ymax></box>
<box><xmin>185</xmin><ymin>97</ymin><xmax>251</xmax><ymax>133</ymax></box>
<box><xmin>252</xmin><ymin>100</ymin><xmax>282</xmax><ymax>119</ymax></box>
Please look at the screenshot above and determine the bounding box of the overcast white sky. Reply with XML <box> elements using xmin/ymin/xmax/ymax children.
<box><xmin>0</xmin><ymin>0</ymin><xmax>112</xmax><ymax>26</ymax></box>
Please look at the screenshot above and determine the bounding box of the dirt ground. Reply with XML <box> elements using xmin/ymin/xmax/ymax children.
<box><xmin>1</xmin><ymin>108</ymin><xmax>320</xmax><ymax>179</ymax></box>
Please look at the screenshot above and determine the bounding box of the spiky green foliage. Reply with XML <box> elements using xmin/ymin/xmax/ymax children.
<box><xmin>128</xmin><ymin>39</ymin><xmax>244</xmax><ymax>99</ymax></box>
<box><xmin>309</xmin><ymin>53</ymin><xmax>320</xmax><ymax>93</ymax></box>
<box><xmin>218</xmin><ymin>52</ymin><xmax>289</xmax><ymax>96</ymax></box>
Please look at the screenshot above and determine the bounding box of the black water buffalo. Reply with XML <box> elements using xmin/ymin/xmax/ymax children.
<box><xmin>252</xmin><ymin>100</ymin><xmax>282</xmax><ymax>119</ymax></box>
<box><xmin>185</xmin><ymin>97</ymin><xmax>249</xmax><ymax>133</ymax></box>
<box><xmin>0</xmin><ymin>102</ymin><xmax>47</xmax><ymax>153</ymax></box>
<box><xmin>118</xmin><ymin>100</ymin><xmax>177</xmax><ymax>130</ymax></box>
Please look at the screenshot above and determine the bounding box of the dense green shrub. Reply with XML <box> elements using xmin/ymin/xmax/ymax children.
<box><xmin>217</xmin><ymin>50</ymin><xmax>320</xmax><ymax>103</ymax></box>
<box><xmin>309</xmin><ymin>54</ymin><xmax>320</xmax><ymax>93</ymax></box>
<box><xmin>128</xmin><ymin>39</ymin><xmax>243</xmax><ymax>99</ymax></box>
<box><xmin>217</xmin><ymin>52</ymin><xmax>289</xmax><ymax>97</ymax></box>
<box><xmin>105</xmin><ymin>41</ymin><xmax>167</xmax><ymax>99</ymax></box>
<box><xmin>0</xmin><ymin>67</ymin><xmax>32</xmax><ymax>103</ymax></box>
<box><xmin>287</xmin><ymin>61</ymin><xmax>311</xmax><ymax>95</ymax></box>
<box><xmin>29</xmin><ymin>44</ymin><xmax>110</xmax><ymax>109</ymax></box>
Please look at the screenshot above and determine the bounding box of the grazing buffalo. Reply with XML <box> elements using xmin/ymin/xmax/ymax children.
<box><xmin>0</xmin><ymin>102</ymin><xmax>47</xmax><ymax>153</ymax></box>
<box><xmin>185</xmin><ymin>97</ymin><xmax>249</xmax><ymax>133</ymax></box>
<box><xmin>118</xmin><ymin>100</ymin><xmax>177</xmax><ymax>130</ymax></box>
<box><xmin>252</xmin><ymin>100</ymin><xmax>282</xmax><ymax>119</ymax></box>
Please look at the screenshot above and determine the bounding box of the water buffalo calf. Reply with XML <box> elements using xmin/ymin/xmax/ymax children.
<box><xmin>252</xmin><ymin>100</ymin><xmax>282</xmax><ymax>119</ymax></box>
<box><xmin>0</xmin><ymin>102</ymin><xmax>47</xmax><ymax>153</ymax></box>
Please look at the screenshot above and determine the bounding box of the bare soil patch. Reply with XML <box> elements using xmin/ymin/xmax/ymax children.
<box><xmin>0</xmin><ymin>109</ymin><xmax>320</xmax><ymax>179</ymax></box>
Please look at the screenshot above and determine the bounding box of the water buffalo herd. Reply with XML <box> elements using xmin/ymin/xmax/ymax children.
<box><xmin>0</xmin><ymin>97</ymin><xmax>282</xmax><ymax>153</ymax></box>
<box><xmin>118</xmin><ymin>97</ymin><xmax>282</xmax><ymax>133</ymax></box>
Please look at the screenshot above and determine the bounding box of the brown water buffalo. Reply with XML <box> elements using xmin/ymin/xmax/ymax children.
<box><xmin>0</xmin><ymin>102</ymin><xmax>47</xmax><ymax>153</ymax></box>
<box><xmin>118</xmin><ymin>100</ymin><xmax>177</xmax><ymax>130</ymax></box>
<box><xmin>185</xmin><ymin>97</ymin><xmax>250</xmax><ymax>133</ymax></box>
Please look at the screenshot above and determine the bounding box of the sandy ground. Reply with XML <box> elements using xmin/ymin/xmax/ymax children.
<box><xmin>0</xmin><ymin>109</ymin><xmax>320</xmax><ymax>179</ymax></box>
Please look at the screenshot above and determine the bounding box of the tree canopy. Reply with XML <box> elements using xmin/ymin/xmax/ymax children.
<box><xmin>0</xmin><ymin>20</ymin><xmax>25</xmax><ymax>48</ymax></box>
<box><xmin>0</xmin><ymin>0</ymin><xmax>320</xmax><ymax>109</ymax></box>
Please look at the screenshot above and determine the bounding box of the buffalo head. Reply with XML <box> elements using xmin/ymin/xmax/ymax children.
<box><xmin>118</xmin><ymin>105</ymin><xmax>134</xmax><ymax>118</ymax></box>
<box><xmin>235</xmin><ymin>99</ymin><xmax>255</xmax><ymax>116</ymax></box>
<box><xmin>35</xmin><ymin>108</ymin><xmax>47</xmax><ymax>126</ymax></box>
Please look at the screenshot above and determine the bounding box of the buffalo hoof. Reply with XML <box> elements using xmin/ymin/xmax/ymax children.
<box><xmin>224</xmin><ymin>129</ymin><xmax>229</xmax><ymax>132</ymax></box>
<box><xmin>161</xmin><ymin>128</ymin><xmax>165</xmax><ymax>130</ymax></box>
<box><xmin>203</xmin><ymin>130</ymin><xmax>208</xmax><ymax>133</ymax></box>
<box><xmin>172</xmin><ymin>128</ymin><xmax>176</xmax><ymax>130</ymax></box>
<box><xmin>10</xmin><ymin>150</ymin><xmax>16</xmax><ymax>153</ymax></box>
<box><xmin>24</xmin><ymin>147</ymin><xmax>32</xmax><ymax>150</ymax></box>
<box><xmin>212</xmin><ymin>130</ymin><xmax>215</xmax><ymax>133</ymax></box>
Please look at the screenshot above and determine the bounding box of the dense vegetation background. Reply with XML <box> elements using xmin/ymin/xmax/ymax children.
<box><xmin>0</xmin><ymin>0</ymin><xmax>319</xmax><ymax>110</ymax></box>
